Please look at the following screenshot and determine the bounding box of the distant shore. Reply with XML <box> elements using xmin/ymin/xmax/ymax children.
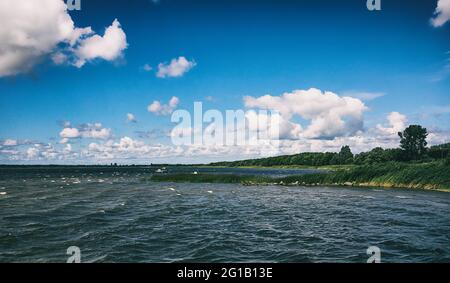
<box><xmin>150</xmin><ymin>162</ymin><xmax>450</xmax><ymax>193</ymax></box>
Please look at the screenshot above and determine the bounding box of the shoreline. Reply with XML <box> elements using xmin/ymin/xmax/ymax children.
<box><xmin>150</xmin><ymin>174</ymin><xmax>450</xmax><ymax>193</ymax></box>
<box><xmin>150</xmin><ymin>162</ymin><xmax>450</xmax><ymax>193</ymax></box>
<box><xmin>242</xmin><ymin>181</ymin><xmax>450</xmax><ymax>193</ymax></box>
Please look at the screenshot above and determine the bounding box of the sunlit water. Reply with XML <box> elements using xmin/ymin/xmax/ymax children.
<box><xmin>0</xmin><ymin>167</ymin><xmax>449</xmax><ymax>263</ymax></box>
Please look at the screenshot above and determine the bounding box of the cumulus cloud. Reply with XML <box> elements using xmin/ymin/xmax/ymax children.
<box><xmin>73</xmin><ymin>19</ymin><xmax>127</xmax><ymax>68</ymax></box>
<box><xmin>244</xmin><ymin>88</ymin><xmax>368</xmax><ymax>139</ymax></box>
<box><xmin>26</xmin><ymin>147</ymin><xmax>40</xmax><ymax>159</ymax></box>
<box><xmin>156</xmin><ymin>57</ymin><xmax>196</xmax><ymax>78</ymax></box>
<box><xmin>59</xmin><ymin>122</ymin><xmax>112</xmax><ymax>142</ymax></box>
<box><xmin>431</xmin><ymin>0</ymin><xmax>450</xmax><ymax>27</ymax></box>
<box><xmin>376</xmin><ymin>112</ymin><xmax>408</xmax><ymax>136</ymax></box>
<box><xmin>59</xmin><ymin>127</ymin><xmax>80</xmax><ymax>139</ymax></box>
<box><xmin>0</xmin><ymin>0</ymin><xmax>73</xmax><ymax>76</ymax></box>
<box><xmin>244</xmin><ymin>110</ymin><xmax>301</xmax><ymax>140</ymax></box>
<box><xmin>148</xmin><ymin>96</ymin><xmax>180</xmax><ymax>116</ymax></box>
<box><xmin>0</xmin><ymin>0</ymin><xmax>127</xmax><ymax>77</ymax></box>
<box><xmin>127</xmin><ymin>113</ymin><xmax>137</xmax><ymax>123</ymax></box>
<box><xmin>78</xmin><ymin>123</ymin><xmax>112</xmax><ymax>139</ymax></box>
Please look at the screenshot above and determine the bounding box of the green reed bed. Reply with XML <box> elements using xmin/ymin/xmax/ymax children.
<box><xmin>149</xmin><ymin>162</ymin><xmax>450</xmax><ymax>192</ymax></box>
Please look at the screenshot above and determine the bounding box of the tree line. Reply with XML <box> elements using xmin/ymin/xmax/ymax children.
<box><xmin>210</xmin><ymin>125</ymin><xmax>450</xmax><ymax>167</ymax></box>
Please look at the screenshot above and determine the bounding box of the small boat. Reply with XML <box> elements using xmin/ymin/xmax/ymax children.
<box><xmin>192</xmin><ymin>171</ymin><xmax>198</xmax><ymax>175</ymax></box>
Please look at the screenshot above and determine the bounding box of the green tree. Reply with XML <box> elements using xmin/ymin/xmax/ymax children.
<box><xmin>339</xmin><ymin>145</ymin><xmax>354</xmax><ymax>164</ymax></box>
<box><xmin>445</xmin><ymin>156</ymin><xmax>450</xmax><ymax>166</ymax></box>
<box><xmin>398</xmin><ymin>125</ymin><xmax>428</xmax><ymax>160</ymax></box>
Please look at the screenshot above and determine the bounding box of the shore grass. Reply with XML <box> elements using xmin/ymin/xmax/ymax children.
<box><xmin>150</xmin><ymin>162</ymin><xmax>450</xmax><ymax>192</ymax></box>
<box><xmin>197</xmin><ymin>164</ymin><xmax>355</xmax><ymax>171</ymax></box>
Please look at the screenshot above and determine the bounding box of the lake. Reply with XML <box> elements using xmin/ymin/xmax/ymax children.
<box><xmin>0</xmin><ymin>166</ymin><xmax>449</xmax><ymax>262</ymax></box>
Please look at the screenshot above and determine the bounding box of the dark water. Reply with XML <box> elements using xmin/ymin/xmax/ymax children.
<box><xmin>0</xmin><ymin>167</ymin><xmax>449</xmax><ymax>263</ymax></box>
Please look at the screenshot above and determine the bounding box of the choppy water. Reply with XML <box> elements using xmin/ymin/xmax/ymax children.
<box><xmin>0</xmin><ymin>167</ymin><xmax>449</xmax><ymax>263</ymax></box>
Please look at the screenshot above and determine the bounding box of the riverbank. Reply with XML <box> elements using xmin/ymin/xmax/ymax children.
<box><xmin>150</xmin><ymin>162</ymin><xmax>450</xmax><ymax>192</ymax></box>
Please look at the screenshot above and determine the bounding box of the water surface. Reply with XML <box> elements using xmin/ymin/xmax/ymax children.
<box><xmin>0</xmin><ymin>167</ymin><xmax>449</xmax><ymax>262</ymax></box>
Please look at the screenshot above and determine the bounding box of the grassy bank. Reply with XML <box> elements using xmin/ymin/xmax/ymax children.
<box><xmin>150</xmin><ymin>162</ymin><xmax>450</xmax><ymax>192</ymax></box>
<box><xmin>198</xmin><ymin>164</ymin><xmax>355</xmax><ymax>171</ymax></box>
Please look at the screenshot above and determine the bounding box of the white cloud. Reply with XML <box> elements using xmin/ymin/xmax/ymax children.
<box><xmin>0</xmin><ymin>0</ymin><xmax>74</xmax><ymax>76</ymax></box>
<box><xmin>0</xmin><ymin>0</ymin><xmax>128</xmax><ymax>77</ymax></box>
<box><xmin>59</xmin><ymin>127</ymin><xmax>80</xmax><ymax>139</ymax></box>
<box><xmin>51</xmin><ymin>52</ymin><xmax>68</xmax><ymax>65</ymax></box>
<box><xmin>127</xmin><ymin>113</ymin><xmax>137</xmax><ymax>123</ymax></box>
<box><xmin>26</xmin><ymin>147</ymin><xmax>39</xmax><ymax>159</ymax></box>
<box><xmin>73</xmin><ymin>19</ymin><xmax>127</xmax><ymax>68</ymax></box>
<box><xmin>244</xmin><ymin>110</ymin><xmax>301</xmax><ymax>140</ymax></box>
<box><xmin>244</xmin><ymin>88</ymin><xmax>368</xmax><ymax>139</ymax></box>
<box><xmin>431</xmin><ymin>0</ymin><xmax>450</xmax><ymax>27</ymax></box>
<box><xmin>156</xmin><ymin>57</ymin><xmax>196</xmax><ymax>78</ymax></box>
<box><xmin>3</xmin><ymin>139</ymin><xmax>18</xmax><ymax>146</ymax></box>
<box><xmin>428</xmin><ymin>130</ymin><xmax>450</xmax><ymax>145</ymax></box>
<box><xmin>376</xmin><ymin>112</ymin><xmax>408</xmax><ymax>136</ymax></box>
<box><xmin>142</xmin><ymin>64</ymin><xmax>152</xmax><ymax>71</ymax></box>
<box><xmin>67</xmin><ymin>27</ymin><xmax>94</xmax><ymax>46</ymax></box>
<box><xmin>59</xmin><ymin>123</ymin><xmax>112</xmax><ymax>142</ymax></box>
<box><xmin>12</xmin><ymin>142</ymin><xmax>77</xmax><ymax>161</ymax></box>
<box><xmin>343</xmin><ymin>91</ymin><xmax>385</xmax><ymax>101</ymax></box>
<box><xmin>148</xmin><ymin>96</ymin><xmax>180</xmax><ymax>116</ymax></box>
<box><xmin>79</xmin><ymin>123</ymin><xmax>112</xmax><ymax>139</ymax></box>
<box><xmin>86</xmin><ymin>137</ymin><xmax>163</xmax><ymax>160</ymax></box>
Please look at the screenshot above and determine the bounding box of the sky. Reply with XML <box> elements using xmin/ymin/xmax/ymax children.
<box><xmin>0</xmin><ymin>0</ymin><xmax>449</xmax><ymax>164</ymax></box>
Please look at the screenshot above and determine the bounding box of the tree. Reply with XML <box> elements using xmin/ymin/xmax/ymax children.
<box><xmin>339</xmin><ymin>145</ymin><xmax>354</xmax><ymax>164</ymax></box>
<box><xmin>445</xmin><ymin>156</ymin><xmax>450</xmax><ymax>166</ymax></box>
<box><xmin>398</xmin><ymin>125</ymin><xmax>428</xmax><ymax>160</ymax></box>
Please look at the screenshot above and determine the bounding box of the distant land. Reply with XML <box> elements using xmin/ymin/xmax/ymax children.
<box><xmin>151</xmin><ymin>127</ymin><xmax>450</xmax><ymax>192</ymax></box>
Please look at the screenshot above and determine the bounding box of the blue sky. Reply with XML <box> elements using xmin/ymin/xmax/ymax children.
<box><xmin>0</xmin><ymin>0</ymin><xmax>449</xmax><ymax>164</ymax></box>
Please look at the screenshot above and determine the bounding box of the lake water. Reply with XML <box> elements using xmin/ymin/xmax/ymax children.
<box><xmin>0</xmin><ymin>167</ymin><xmax>449</xmax><ymax>262</ymax></box>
